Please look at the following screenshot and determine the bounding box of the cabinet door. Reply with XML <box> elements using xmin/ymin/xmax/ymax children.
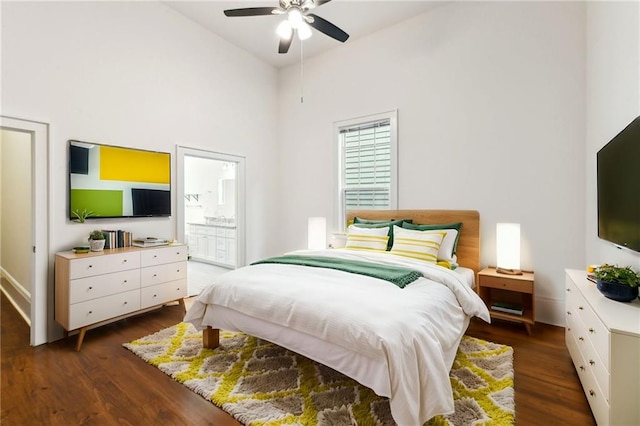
<box><xmin>207</xmin><ymin>236</ymin><xmax>217</xmax><ymax>261</ymax></box>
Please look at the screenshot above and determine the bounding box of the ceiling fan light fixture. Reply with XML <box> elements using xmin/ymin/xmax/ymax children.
<box><xmin>277</xmin><ymin>20</ymin><xmax>293</xmax><ymax>39</ymax></box>
<box><xmin>297</xmin><ymin>22</ymin><xmax>312</xmax><ymax>40</ymax></box>
<box><xmin>287</xmin><ymin>7</ymin><xmax>303</xmax><ymax>29</ymax></box>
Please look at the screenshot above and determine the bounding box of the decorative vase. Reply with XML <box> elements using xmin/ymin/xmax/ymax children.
<box><xmin>596</xmin><ymin>279</ymin><xmax>639</xmax><ymax>302</ymax></box>
<box><xmin>89</xmin><ymin>239</ymin><xmax>105</xmax><ymax>252</ymax></box>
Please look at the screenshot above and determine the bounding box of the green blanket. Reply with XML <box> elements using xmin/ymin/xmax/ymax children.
<box><xmin>251</xmin><ymin>254</ymin><xmax>423</xmax><ymax>288</ymax></box>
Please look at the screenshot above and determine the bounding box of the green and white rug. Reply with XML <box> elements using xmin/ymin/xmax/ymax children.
<box><xmin>124</xmin><ymin>323</ymin><xmax>514</xmax><ymax>425</ymax></box>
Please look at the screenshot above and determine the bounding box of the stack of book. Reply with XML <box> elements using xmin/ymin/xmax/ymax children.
<box><xmin>491</xmin><ymin>302</ymin><xmax>524</xmax><ymax>316</ymax></box>
<box><xmin>102</xmin><ymin>230</ymin><xmax>133</xmax><ymax>249</ymax></box>
<box><xmin>132</xmin><ymin>237</ymin><xmax>169</xmax><ymax>248</ymax></box>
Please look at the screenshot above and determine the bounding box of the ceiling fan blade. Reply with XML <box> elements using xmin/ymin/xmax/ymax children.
<box><xmin>307</xmin><ymin>13</ymin><xmax>349</xmax><ymax>42</ymax></box>
<box><xmin>224</xmin><ymin>7</ymin><xmax>278</xmax><ymax>17</ymax></box>
<box><xmin>313</xmin><ymin>0</ymin><xmax>332</xmax><ymax>7</ymax></box>
<box><xmin>279</xmin><ymin>36</ymin><xmax>293</xmax><ymax>54</ymax></box>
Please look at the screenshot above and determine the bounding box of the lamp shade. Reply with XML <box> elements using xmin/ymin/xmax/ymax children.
<box><xmin>308</xmin><ymin>217</ymin><xmax>327</xmax><ymax>250</ymax></box>
<box><xmin>496</xmin><ymin>223</ymin><xmax>521</xmax><ymax>273</ymax></box>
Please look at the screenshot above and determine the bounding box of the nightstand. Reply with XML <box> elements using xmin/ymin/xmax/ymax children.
<box><xmin>477</xmin><ymin>267</ymin><xmax>535</xmax><ymax>334</ymax></box>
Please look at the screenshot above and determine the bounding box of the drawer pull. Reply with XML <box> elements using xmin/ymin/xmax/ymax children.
<box><xmin>153</xmin><ymin>294</ymin><xmax>157</xmax><ymax>298</ymax></box>
<box><xmin>589</xmin><ymin>360</ymin><xmax>595</xmax><ymax>366</ymax></box>
<box><xmin>579</xmin><ymin>306</ymin><xmax>584</xmax><ymax>310</ymax></box>
<box><xmin>88</xmin><ymin>265</ymin><xmax>93</xmax><ymax>268</ymax></box>
<box><xmin>123</xmin><ymin>259</ymin><xmax>127</xmax><ymax>263</ymax></box>
<box><xmin>589</xmin><ymin>389</ymin><xmax>595</xmax><ymax>397</ymax></box>
<box><xmin>567</xmin><ymin>327</ymin><xmax>571</xmax><ymax>331</ymax></box>
<box><xmin>589</xmin><ymin>328</ymin><xmax>594</xmax><ymax>333</ymax></box>
<box><xmin>176</xmin><ymin>287</ymin><xmax>180</xmax><ymax>291</ymax></box>
<box><xmin>88</xmin><ymin>286</ymin><xmax>93</xmax><ymax>290</ymax></box>
<box><xmin>566</xmin><ymin>288</ymin><xmax>571</xmax><ymax>292</ymax></box>
<box><xmin>88</xmin><ymin>311</ymin><xmax>93</xmax><ymax>315</ymax></box>
<box><xmin>566</xmin><ymin>311</ymin><xmax>571</xmax><ymax>315</ymax></box>
<box><xmin>578</xmin><ymin>336</ymin><xmax>584</xmax><ymax>341</ymax></box>
<box><xmin>124</xmin><ymin>280</ymin><xmax>128</xmax><ymax>283</ymax></box>
<box><xmin>124</xmin><ymin>301</ymin><xmax>128</xmax><ymax>305</ymax></box>
<box><xmin>153</xmin><ymin>255</ymin><xmax>158</xmax><ymax>259</ymax></box>
<box><xmin>579</xmin><ymin>365</ymin><xmax>585</xmax><ymax>371</ymax></box>
<box><xmin>153</xmin><ymin>274</ymin><xmax>157</xmax><ymax>277</ymax></box>
<box><xmin>176</xmin><ymin>269</ymin><xmax>180</xmax><ymax>273</ymax></box>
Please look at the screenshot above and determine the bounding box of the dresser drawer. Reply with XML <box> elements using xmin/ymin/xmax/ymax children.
<box><xmin>141</xmin><ymin>261</ymin><xmax>187</xmax><ymax>287</ymax></box>
<box><xmin>141</xmin><ymin>246</ymin><xmax>188</xmax><ymax>267</ymax></box>
<box><xmin>478</xmin><ymin>275</ymin><xmax>533</xmax><ymax>293</ymax></box>
<box><xmin>571</xmin><ymin>289</ymin><xmax>610</xmax><ymax>369</ymax></box>
<box><xmin>69</xmin><ymin>252</ymin><xmax>140</xmax><ymax>279</ymax></box>
<box><xmin>69</xmin><ymin>269</ymin><xmax>141</xmax><ymax>304</ymax></box>
<box><xmin>569</xmin><ymin>303</ymin><xmax>610</xmax><ymax>400</ymax></box>
<box><xmin>140</xmin><ymin>279</ymin><xmax>187</xmax><ymax>309</ymax></box>
<box><xmin>68</xmin><ymin>289</ymin><xmax>140</xmax><ymax>330</ymax></box>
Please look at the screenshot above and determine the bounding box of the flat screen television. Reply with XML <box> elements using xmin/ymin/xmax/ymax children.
<box><xmin>68</xmin><ymin>140</ymin><xmax>171</xmax><ymax>219</ymax></box>
<box><xmin>597</xmin><ymin>115</ymin><xmax>640</xmax><ymax>252</ymax></box>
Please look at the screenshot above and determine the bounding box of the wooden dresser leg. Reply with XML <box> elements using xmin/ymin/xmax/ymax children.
<box><xmin>75</xmin><ymin>327</ymin><xmax>88</xmax><ymax>351</ymax></box>
<box><xmin>524</xmin><ymin>323</ymin><xmax>532</xmax><ymax>335</ymax></box>
<box><xmin>178</xmin><ymin>298</ymin><xmax>186</xmax><ymax>314</ymax></box>
<box><xmin>203</xmin><ymin>327</ymin><xmax>220</xmax><ymax>349</ymax></box>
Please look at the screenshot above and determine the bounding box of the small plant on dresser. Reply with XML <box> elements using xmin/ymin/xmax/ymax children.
<box><xmin>594</xmin><ymin>264</ymin><xmax>640</xmax><ymax>302</ymax></box>
<box><xmin>88</xmin><ymin>230</ymin><xmax>106</xmax><ymax>252</ymax></box>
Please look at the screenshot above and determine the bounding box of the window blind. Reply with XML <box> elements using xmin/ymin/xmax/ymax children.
<box><xmin>341</xmin><ymin>119</ymin><xmax>391</xmax><ymax>209</ymax></box>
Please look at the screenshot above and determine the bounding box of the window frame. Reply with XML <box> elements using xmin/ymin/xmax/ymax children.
<box><xmin>334</xmin><ymin>110</ymin><xmax>398</xmax><ymax>230</ymax></box>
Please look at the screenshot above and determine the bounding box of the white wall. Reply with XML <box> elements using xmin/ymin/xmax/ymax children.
<box><xmin>0</xmin><ymin>129</ymin><xmax>32</xmax><ymax>318</ymax></box>
<box><xmin>1</xmin><ymin>1</ymin><xmax>281</xmax><ymax>340</ymax></box>
<box><xmin>585</xmin><ymin>1</ymin><xmax>640</xmax><ymax>271</ymax></box>
<box><xmin>277</xmin><ymin>1</ymin><xmax>587</xmax><ymax>325</ymax></box>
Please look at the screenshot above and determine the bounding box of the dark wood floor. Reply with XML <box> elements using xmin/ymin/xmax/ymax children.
<box><xmin>1</xmin><ymin>293</ymin><xmax>595</xmax><ymax>425</ymax></box>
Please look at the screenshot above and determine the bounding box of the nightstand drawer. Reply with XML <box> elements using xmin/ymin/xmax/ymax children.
<box><xmin>479</xmin><ymin>275</ymin><xmax>533</xmax><ymax>293</ymax></box>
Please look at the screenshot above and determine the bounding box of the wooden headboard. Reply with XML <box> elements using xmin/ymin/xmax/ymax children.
<box><xmin>346</xmin><ymin>210</ymin><xmax>480</xmax><ymax>274</ymax></box>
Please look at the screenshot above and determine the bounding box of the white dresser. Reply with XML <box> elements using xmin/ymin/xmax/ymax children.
<box><xmin>55</xmin><ymin>244</ymin><xmax>188</xmax><ymax>350</ymax></box>
<box><xmin>565</xmin><ymin>269</ymin><xmax>640</xmax><ymax>425</ymax></box>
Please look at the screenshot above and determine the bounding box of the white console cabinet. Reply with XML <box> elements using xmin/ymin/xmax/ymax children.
<box><xmin>55</xmin><ymin>244</ymin><xmax>187</xmax><ymax>350</ymax></box>
<box><xmin>565</xmin><ymin>269</ymin><xmax>640</xmax><ymax>425</ymax></box>
<box><xmin>187</xmin><ymin>223</ymin><xmax>236</xmax><ymax>268</ymax></box>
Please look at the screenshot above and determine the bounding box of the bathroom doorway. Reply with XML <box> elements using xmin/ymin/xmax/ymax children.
<box><xmin>176</xmin><ymin>147</ymin><xmax>245</xmax><ymax>295</ymax></box>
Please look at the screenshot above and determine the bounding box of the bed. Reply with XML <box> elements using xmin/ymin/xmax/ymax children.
<box><xmin>184</xmin><ymin>209</ymin><xmax>490</xmax><ymax>425</ymax></box>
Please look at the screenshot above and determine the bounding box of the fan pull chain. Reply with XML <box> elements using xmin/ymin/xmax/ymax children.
<box><xmin>300</xmin><ymin>39</ymin><xmax>304</xmax><ymax>104</ymax></box>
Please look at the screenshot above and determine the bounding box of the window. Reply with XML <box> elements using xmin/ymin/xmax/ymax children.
<box><xmin>335</xmin><ymin>110</ymin><xmax>397</xmax><ymax>228</ymax></box>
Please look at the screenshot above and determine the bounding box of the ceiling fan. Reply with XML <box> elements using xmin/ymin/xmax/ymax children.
<box><xmin>223</xmin><ymin>0</ymin><xmax>350</xmax><ymax>54</ymax></box>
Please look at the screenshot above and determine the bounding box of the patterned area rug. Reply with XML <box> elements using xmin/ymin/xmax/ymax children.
<box><xmin>124</xmin><ymin>323</ymin><xmax>514</xmax><ymax>425</ymax></box>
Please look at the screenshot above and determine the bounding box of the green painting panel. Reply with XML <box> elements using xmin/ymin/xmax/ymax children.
<box><xmin>70</xmin><ymin>189</ymin><xmax>123</xmax><ymax>218</ymax></box>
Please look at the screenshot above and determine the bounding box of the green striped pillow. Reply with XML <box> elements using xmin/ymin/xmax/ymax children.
<box><xmin>390</xmin><ymin>225</ymin><xmax>444</xmax><ymax>263</ymax></box>
<box><xmin>345</xmin><ymin>225</ymin><xmax>390</xmax><ymax>252</ymax></box>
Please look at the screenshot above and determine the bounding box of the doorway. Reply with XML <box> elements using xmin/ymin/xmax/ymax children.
<box><xmin>0</xmin><ymin>116</ymin><xmax>49</xmax><ymax>346</ymax></box>
<box><xmin>176</xmin><ymin>146</ymin><xmax>245</xmax><ymax>295</ymax></box>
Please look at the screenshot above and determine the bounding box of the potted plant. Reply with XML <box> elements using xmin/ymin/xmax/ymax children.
<box><xmin>71</xmin><ymin>209</ymin><xmax>95</xmax><ymax>223</ymax></box>
<box><xmin>88</xmin><ymin>230</ymin><xmax>106</xmax><ymax>252</ymax></box>
<box><xmin>594</xmin><ymin>264</ymin><xmax>640</xmax><ymax>302</ymax></box>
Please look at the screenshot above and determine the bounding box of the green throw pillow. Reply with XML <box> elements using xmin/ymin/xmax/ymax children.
<box><xmin>401</xmin><ymin>222</ymin><xmax>463</xmax><ymax>254</ymax></box>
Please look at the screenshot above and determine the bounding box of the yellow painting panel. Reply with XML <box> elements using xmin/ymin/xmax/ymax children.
<box><xmin>100</xmin><ymin>146</ymin><xmax>170</xmax><ymax>184</ymax></box>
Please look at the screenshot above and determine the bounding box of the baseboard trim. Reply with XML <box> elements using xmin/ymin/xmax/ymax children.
<box><xmin>535</xmin><ymin>295</ymin><xmax>565</xmax><ymax>327</ymax></box>
<box><xmin>0</xmin><ymin>268</ymin><xmax>31</xmax><ymax>326</ymax></box>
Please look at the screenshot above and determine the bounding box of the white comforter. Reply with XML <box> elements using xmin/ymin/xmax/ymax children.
<box><xmin>184</xmin><ymin>249</ymin><xmax>490</xmax><ymax>425</ymax></box>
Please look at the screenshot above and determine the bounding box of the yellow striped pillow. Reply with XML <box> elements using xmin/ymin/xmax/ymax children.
<box><xmin>345</xmin><ymin>225</ymin><xmax>390</xmax><ymax>252</ymax></box>
<box><xmin>390</xmin><ymin>225</ymin><xmax>444</xmax><ymax>263</ymax></box>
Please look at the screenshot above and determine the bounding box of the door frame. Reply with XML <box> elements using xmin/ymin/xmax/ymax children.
<box><xmin>0</xmin><ymin>116</ymin><xmax>50</xmax><ymax>346</ymax></box>
<box><xmin>176</xmin><ymin>146</ymin><xmax>246</xmax><ymax>267</ymax></box>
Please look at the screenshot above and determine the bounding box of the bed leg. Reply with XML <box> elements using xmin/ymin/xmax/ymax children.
<box><xmin>203</xmin><ymin>327</ymin><xmax>220</xmax><ymax>349</ymax></box>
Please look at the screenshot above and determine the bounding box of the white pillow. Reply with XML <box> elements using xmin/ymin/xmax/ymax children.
<box><xmin>345</xmin><ymin>225</ymin><xmax>390</xmax><ymax>252</ymax></box>
<box><xmin>416</xmin><ymin>229</ymin><xmax>459</xmax><ymax>262</ymax></box>
<box><xmin>390</xmin><ymin>225</ymin><xmax>444</xmax><ymax>263</ymax></box>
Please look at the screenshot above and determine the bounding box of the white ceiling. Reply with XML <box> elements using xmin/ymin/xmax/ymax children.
<box><xmin>164</xmin><ymin>1</ymin><xmax>445</xmax><ymax>68</ymax></box>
